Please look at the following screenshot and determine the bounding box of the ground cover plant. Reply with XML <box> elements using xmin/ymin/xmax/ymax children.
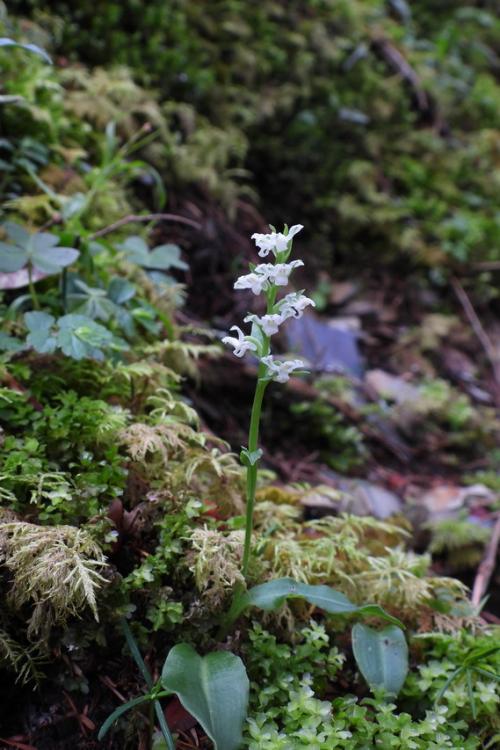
<box><xmin>0</xmin><ymin>3</ymin><xmax>499</xmax><ymax>749</ymax></box>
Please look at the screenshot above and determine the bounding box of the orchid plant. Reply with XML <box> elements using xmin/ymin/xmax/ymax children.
<box><xmin>222</xmin><ymin>223</ymin><xmax>315</xmax><ymax>576</ymax></box>
<box><xmin>101</xmin><ymin>224</ymin><xmax>406</xmax><ymax>750</ymax></box>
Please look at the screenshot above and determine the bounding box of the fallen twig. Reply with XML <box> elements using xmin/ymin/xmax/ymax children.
<box><xmin>451</xmin><ymin>277</ymin><xmax>500</xmax><ymax>404</ymax></box>
<box><xmin>471</xmin><ymin>513</ymin><xmax>500</xmax><ymax>609</ymax></box>
<box><xmin>371</xmin><ymin>37</ymin><xmax>429</xmax><ymax>112</ymax></box>
<box><xmin>89</xmin><ymin>212</ymin><xmax>202</xmax><ymax>239</ymax></box>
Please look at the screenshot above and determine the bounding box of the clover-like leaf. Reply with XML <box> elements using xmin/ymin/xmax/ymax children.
<box><xmin>117</xmin><ymin>236</ymin><xmax>150</xmax><ymax>266</ymax></box>
<box><xmin>108</xmin><ymin>277</ymin><xmax>136</xmax><ymax>305</ymax></box>
<box><xmin>0</xmin><ymin>224</ymin><xmax>79</xmax><ymax>275</ymax></box>
<box><xmin>24</xmin><ymin>311</ymin><xmax>57</xmax><ymax>354</ymax></box>
<box><xmin>0</xmin><ymin>241</ymin><xmax>27</xmax><ymax>272</ymax></box>
<box><xmin>56</xmin><ymin>314</ymin><xmax>115</xmax><ymax>360</ymax></box>
<box><xmin>149</xmin><ymin>243</ymin><xmax>188</xmax><ymax>271</ymax></box>
<box><xmin>118</xmin><ymin>236</ymin><xmax>187</xmax><ymax>272</ymax></box>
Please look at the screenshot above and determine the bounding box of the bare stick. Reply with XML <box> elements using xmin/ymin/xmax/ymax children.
<box><xmin>471</xmin><ymin>513</ymin><xmax>500</xmax><ymax>609</ymax></box>
<box><xmin>89</xmin><ymin>212</ymin><xmax>202</xmax><ymax>240</ymax></box>
<box><xmin>451</xmin><ymin>277</ymin><xmax>500</xmax><ymax>400</ymax></box>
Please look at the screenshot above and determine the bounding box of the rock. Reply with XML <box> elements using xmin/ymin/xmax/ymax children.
<box><xmin>303</xmin><ymin>473</ymin><xmax>403</xmax><ymax>519</ymax></box>
<box><xmin>347</xmin><ymin>480</ymin><xmax>403</xmax><ymax>518</ymax></box>
<box><xmin>416</xmin><ymin>483</ymin><xmax>495</xmax><ymax>520</ymax></box>
<box><xmin>365</xmin><ymin>369</ymin><xmax>419</xmax><ymax>404</ymax></box>
<box><xmin>329</xmin><ymin>280</ymin><xmax>359</xmax><ymax>307</ymax></box>
<box><xmin>285</xmin><ymin>311</ymin><xmax>364</xmax><ymax>377</ymax></box>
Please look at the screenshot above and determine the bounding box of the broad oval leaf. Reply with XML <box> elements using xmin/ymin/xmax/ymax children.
<box><xmin>352</xmin><ymin>623</ymin><xmax>409</xmax><ymax>697</ymax></box>
<box><xmin>161</xmin><ymin>644</ymin><xmax>249</xmax><ymax>750</ymax></box>
<box><xmin>227</xmin><ymin>578</ymin><xmax>403</xmax><ymax>628</ymax></box>
<box><xmin>0</xmin><ymin>37</ymin><xmax>52</xmax><ymax>64</ymax></box>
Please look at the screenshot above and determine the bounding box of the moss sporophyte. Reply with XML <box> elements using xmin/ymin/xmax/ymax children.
<box><xmin>222</xmin><ymin>224</ymin><xmax>315</xmax><ymax>576</ymax></box>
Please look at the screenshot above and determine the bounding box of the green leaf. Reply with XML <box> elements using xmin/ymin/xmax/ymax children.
<box><xmin>108</xmin><ymin>277</ymin><xmax>136</xmax><ymax>304</ymax></box>
<box><xmin>98</xmin><ymin>694</ymin><xmax>151</xmax><ymax>740</ymax></box>
<box><xmin>118</xmin><ymin>237</ymin><xmax>187</xmax><ymax>272</ymax></box>
<box><xmin>0</xmin><ymin>241</ymin><xmax>27</xmax><ymax>272</ymax></box>
<box><xmin>4</xmin><ymin>222</ymin><xmax>30</xmax><ymax>247</ymax></box>
<box><xmin>31</xmin><ymin>244</ymin><xmax>79</xmax><ymax>274</ymax></box>
<box><xmin>463</xmin><ymin>644</ymin><xmax>500</xmax><ymax>666</ymax></box>
<box><xmin>24</xmin><ymin>311</ymin><xmax>57</xmax><ymax>354</ymax></box>
<box><xmin>0</xmin><ymin>225</ymin><xmax>79</xmax><ymax>275</ymax></box>
<box><xmin>240</xmin><ymin>447</ymin><xmax>263</xmax><ymax>467</ymax></box>
<box><xmin>149</xmin><ymin>244</ymin><xmax>188</xmax><ymax>271</ymax></box>
<box><xmin>0</xmin><ymin>37</ymin><xmax>52</xmax><ymax>64</ymax></box>
<box><xmin>117</xmin><ymin>236</ymin><xmax>150</xmax><ymax>265</ymax></box>
<box><xmin>352</xmin><ymin>623</ymin><xmax>409</xmax><ymax>697</ymax></box>
<box><xmin>226</xmin><ymin>578</ymin><xmax>403</xmax><ymax>628</ymax></box>
<box><xmin>57</xmin><ymin>314</ymin><xmax>114</xmax><ymax>360</ymax></box>
<box><xmin>161</xmin><ymin>644</ymin><xmax>249</xmax><ymax>750</ymax></box>
<box><xmin>0</xmin><ymin>332</ymin><xmax>23</xmax><ymax>352</ymax></box>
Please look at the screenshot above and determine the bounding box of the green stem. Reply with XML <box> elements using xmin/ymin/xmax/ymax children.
<box><xmin>27</xmin><ymin>263</ymin><xmax>40</xmax><ymax>311</ymax></box>
<box><xmin>240</xmin><ymin>284</ymin><xmax>279</xmax><ymax>578</ymax></box>
<box><xmin>241</xmin><ymin>372</ymin><xmax>268</xmax><ymax>578</ymax></box>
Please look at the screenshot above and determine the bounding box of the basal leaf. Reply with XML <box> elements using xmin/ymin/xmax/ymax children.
<box><xmin>161</xmin><ymin>644</ymin><xmax>249</xmax><ymax>750</ymax></box>
<box><xmin>227</xmin><ymin>578</ymin><xmax>403</xmax><ymax>628</ymax></box>
<box><xmin>352</xmin><ymin>623</ymin><xmax>409</xmax><ymax>697</ymax></box>
<box><xmin>0</xmin><ymin>38</ymin><xmax>52</xmax><ymax>64</ymax></box>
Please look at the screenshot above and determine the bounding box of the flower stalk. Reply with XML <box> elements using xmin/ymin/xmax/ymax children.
<box><xmin>222</xmin><ymin>223</ymin><xmax>314</xmax><ymax>579</ymax></box>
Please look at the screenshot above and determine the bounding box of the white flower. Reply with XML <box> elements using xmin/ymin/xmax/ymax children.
<box><xmin>277</xmin><ymin>292</ymin><xmax>316</xmax><ymax>320</ymax></box>
<box><xmin>269</xmin><ymin>260</ymin><xmax>304</xmax><ymax>286</ymax></box>
<box><xmin>234</xmin><ymin>260</ymin><xmax>303</xmax><ymax>295</ymax></box>
<box><xmin>244</xmin><ymin>313</ymin><xmax>284</xmax><ymax>336</ymax></box>
<box><xmin>234</xmin><ymin>271</ymin><xmax>270</xmax><ymax>295</ymax></box>
<box><xmin>222</xmin><ymin>326</ymin><xmax>257</xmax><ymax>357</ymax></box>
<box><xmin>251</xmin><ymin>224</ymin><xmax>303</xmax><ymax>258</ymax></box>
<box><xmin>261</xmin><ymin>355</ymin><xmax>305</xmax><ymax>383</ymax></box>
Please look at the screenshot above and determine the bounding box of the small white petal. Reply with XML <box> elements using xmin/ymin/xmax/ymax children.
<box><xmin>261</xmin><ymin>355</ymin><xmax>305</xmax><ymax>382</ymax></box>
<box><xmin>269</xmin><ymin>260</ymin><xmax>304</xmax><ymax>286</ymax></box>
<box><xmin>234</xmin><ymin>272</ymin><xmax>269</xmax><ymax>295</ymax></box>
<box><xmin>222</xmin><ymin>325</ymin><xmax>257</xmax><ymax>357</ymax></box>
<box><xmin>251</xmin><ymin>224</ymin><xmax>303</xmax><ymax>258</ymax></box>
<box><xmin>287</xmin><ymin>224</ymin><xmax>304</xmax><ymax>239</ymax></box>
<box><xmin>277</xmin><ymin>292</ymin><xmax>316</xmax><ymax>320</ymax></box>
<box><xmin>244</xmin><ymin>313</ymin><xmax>284</xmax><ymax>336</ymax></box>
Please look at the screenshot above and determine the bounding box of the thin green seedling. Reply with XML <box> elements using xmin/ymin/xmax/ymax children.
<box><xmin>435</xmin><ymin>643</ymin><xmax>500</xmax><ymax>719</ymax></box>
<box><xmin>98</xmin><ymin>618</ymin><xmax>175</xmax><ymax>749</ymax></box>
